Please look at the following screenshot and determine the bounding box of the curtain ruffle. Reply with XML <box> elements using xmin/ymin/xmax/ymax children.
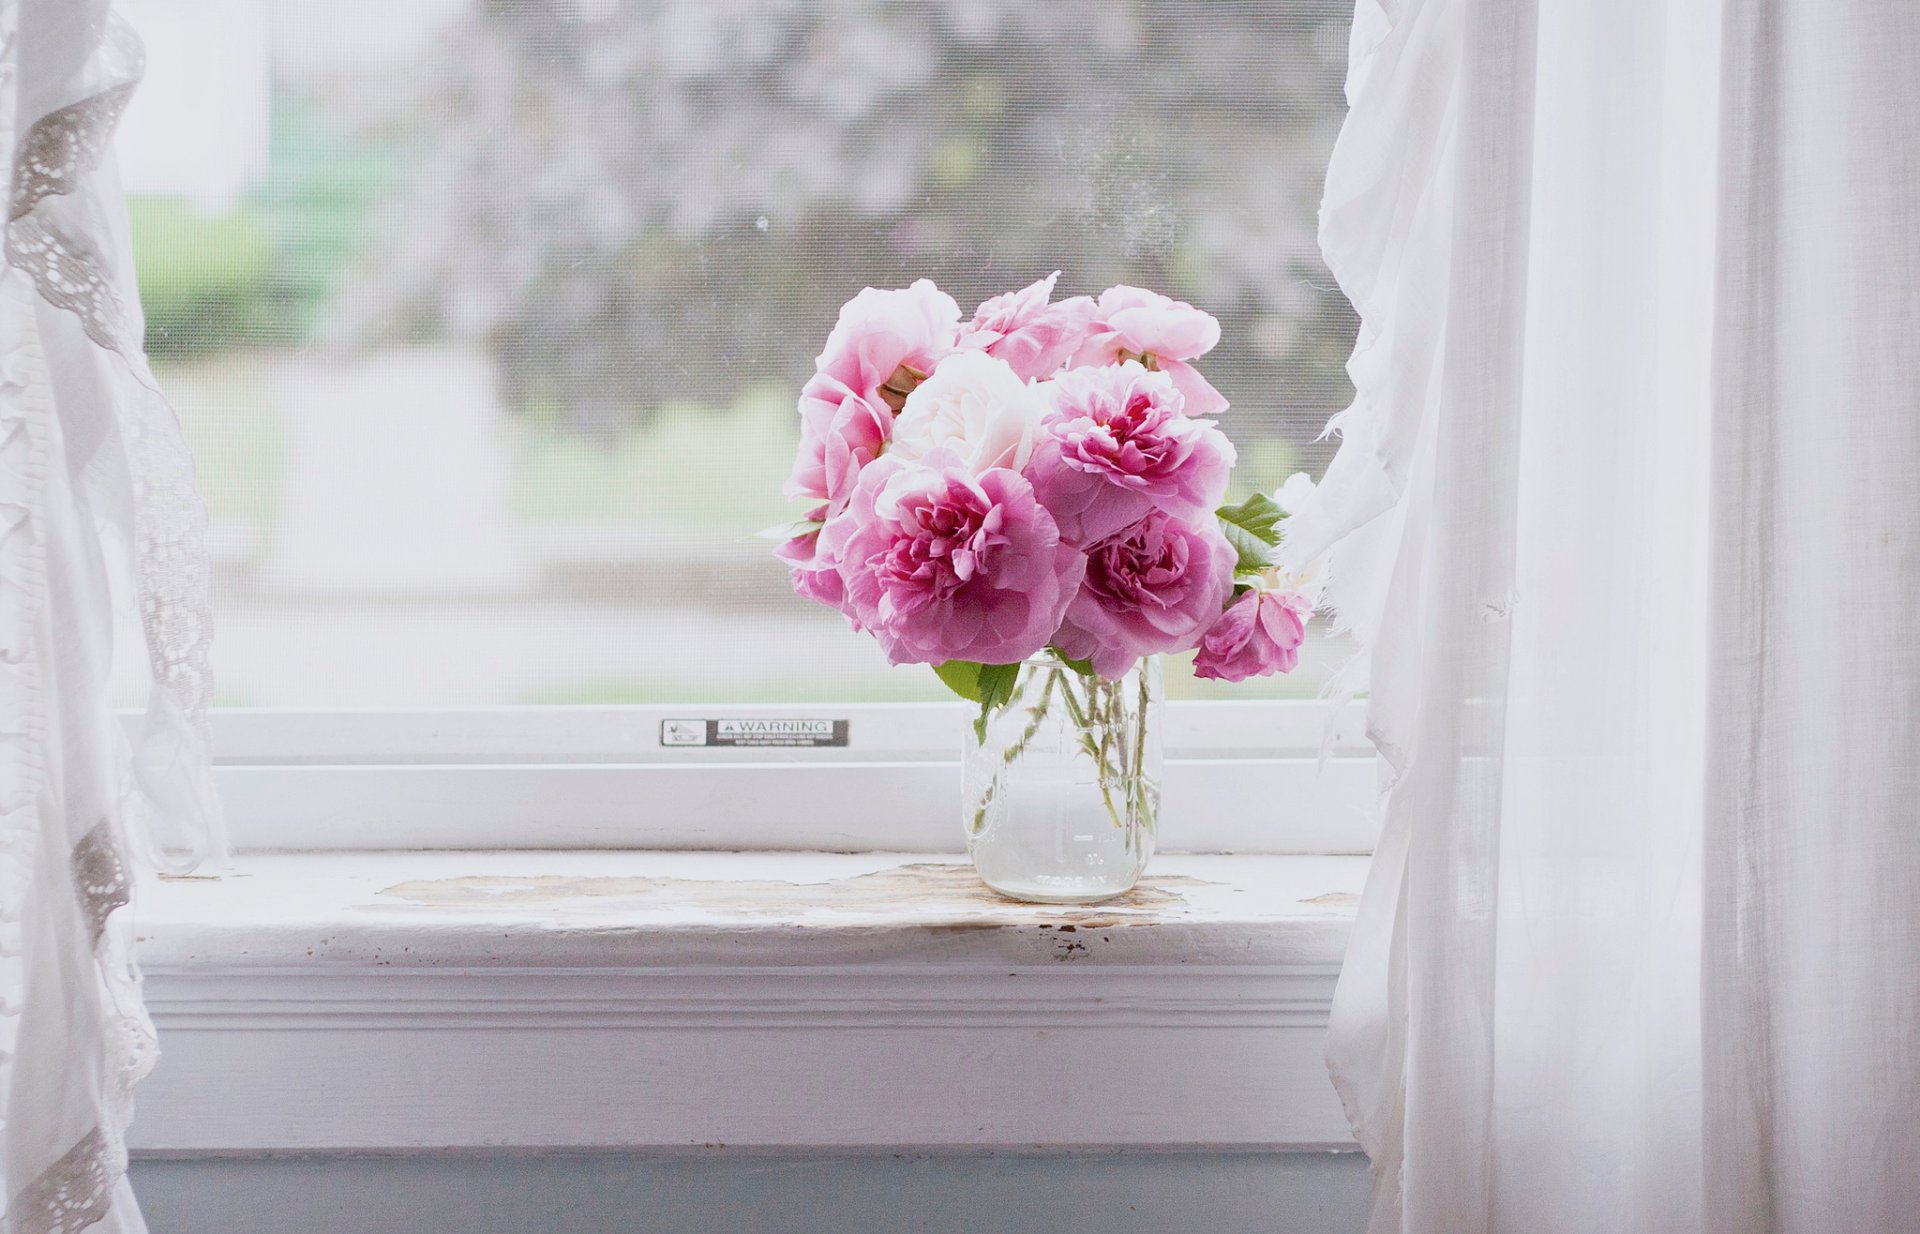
<box><xmin>1299</xmin><ymin>0</ymin><xmax>1462</xmax><ymax>1178</ymax></box>
<box><xmin>1278</xmin><ymin>0</ymin><xmax>1457</xmax><ymax>722</ymax></box>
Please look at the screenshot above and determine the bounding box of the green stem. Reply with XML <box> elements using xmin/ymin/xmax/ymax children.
<box><xmin>968</xmin><ymin>778</ymin><xmax>995</xmax><ymax>836</ymax></box>
<box><xmin>1057</xmin><ymin>670</ymin><xmax>1130</xmax><ymax>832</ymax></box>
<box><xmin>1002</xmin><ymin>668</ymin><xmax>1058</xmax><ymax>766</ymax></box>
<box><xmin>1130</xmin><ymin>667</ymin><xmax>1157</xmax><ymax>854</ymax></box>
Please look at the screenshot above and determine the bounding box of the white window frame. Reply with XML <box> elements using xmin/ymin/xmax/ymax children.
<box><xmin>136</xmin><ymin>704</ymin><xmax>1377</xmax><ymax>1157</ymax></box>
<box><xmin>195</xmin><ymin>699</ymin><xmax>1377</xmax><ymax>854</ymax></box>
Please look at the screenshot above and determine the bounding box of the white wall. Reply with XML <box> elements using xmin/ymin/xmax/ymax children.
<box><xmin>133</xmin><ymin>1151</ymin><xmax>1373</xmax><ymax>1234</ymax></box>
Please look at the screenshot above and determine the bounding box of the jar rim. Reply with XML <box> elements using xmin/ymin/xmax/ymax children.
<box><xmin>1008</xmin><ymin>651</ymin><xmax>1160</xmax><ymax>675</ymax></box>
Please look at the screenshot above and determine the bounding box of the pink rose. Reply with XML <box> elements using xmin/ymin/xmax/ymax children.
<box><xmin>1070</xmin><ymin>285</ymin><xmax>1228</xmax><ymax>415</ymax></box>
<box><xmin>774</xmin><ymin>512</ymin><xmax>845</xmax><ymax>611</ymax></box>
<box><xmin>814</xmin><ymin>278</ymin><xmax>962</xmax><ymax>408</ymax></box>
<box><xmin>823</xmin><ymin>452</ymin><xmax>1085</xmax><ymax>666</ymax></box>
<box><xmin>785</xmin><ymin>381</ymin><xmax>891</xmax><ymax>519</ymax></box>
<box><xmin>1192</xmin><ymin>589</ymin><xmax>1310</xmax><ymax>682</ymax></box>
<box><xmin>957</xmin><ymin>272</ymin><xmax>1096</xmax><ymax>382</ymax></box>
<box><xmin>786</xmin><ymin>279</ymin><xmax>961</xmax><ymax>516</ymax></box>
<box><xmin>1024</xmin><ymin>361</ymin><xmax>1235</xmax><ymax>545</ymax></box>
<box><xmin>1052</xmin><ymin>509</ymin><xmax>1238</xmax><ymax>680</ymax></box>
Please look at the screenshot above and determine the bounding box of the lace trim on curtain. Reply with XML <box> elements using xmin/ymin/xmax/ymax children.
<box><xmin>10</xmin><ymin>1127</ymin><xmax>124</xmax><ymax>1234</ymax></box>
<box><xmin>71</xmin><ymin>819</ymin><xmax>133</xmax><ymax>949</ymax></box>
<box><xmin>120</xmin><ymin>374</ymin><xmax>215</xmax><ymax>722</ymax></box>
<box><xmin>4</xmin><ymin>211</ymin><xmax>121</xmax><ymax>351</ymax></box>
<box><xmin>6</xmin><ymin>80</ymin><xmax>139</xmax><ymax>354</ymax></box>
<box><xmin>10</xmin><ymin>81</ymin><xmax>138</xmax><ymax>219</ymax></box>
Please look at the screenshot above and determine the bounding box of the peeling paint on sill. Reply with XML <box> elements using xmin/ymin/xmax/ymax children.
<box><xmin>376</xmin><ymin>861</ymin><xmax>1216</xmax><ymax>920</ymax></box>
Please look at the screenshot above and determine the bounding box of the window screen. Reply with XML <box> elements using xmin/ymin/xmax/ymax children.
<box><xmin>118</xmin><ymin>0</ymin><xmax>1356</xmax><ymax>707</ymax></box>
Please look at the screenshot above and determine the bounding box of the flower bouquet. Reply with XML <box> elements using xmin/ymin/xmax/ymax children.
<box><xmin>770</xmin><ymin>275</ymin><xmax>1313</xmax><ymax>902</ymax></box>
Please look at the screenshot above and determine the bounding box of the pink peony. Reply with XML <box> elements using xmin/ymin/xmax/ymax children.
<box><xmin>785</xmin><ymin>383</ymin><xmax>890</xmax><ymax>519</ymax></box>
<box><xmin>774</xmin><ymin>512</ymin><xmax>845</xmax><ymax>611</ymax></box>
<box><xmin>813</xmin><ymin>279</ymin><xmax>962</xmax><ymax>408</ymax></box>
<box><xmin>957</xmin><ymin>272</ymin><xmax>1097</xmax><ymax>382</ymax></box>
<box><xmin>1052</xmin><ymin>509</ymin><xmax>1238</xmax><ymax>680</ymax></box>
<box><xmin>1192</xmin><ymin>589</ymin><xmax>1310</xmax><ymax>682</ymax></box>
<box><xmin>1024</xmin><ymin>361</ymin><xmax>1235</xmax><ymax>545</ymax></box>
<box><xmin>822</xmin><ymin>451</ymin><xmax>1085</xmax><ymax>666</ymax></box>
<box><xmin>1070</xmin><ymin>285</ymin><xmax>1228</xmax><ymax>415</ymax></box>
<box><xmin>787</xmin><ymin>279</ymin><xmax>961</xmax><ymax>516</ymax></box>
<box><xmin>889</xmin><ymin>350</ymin><xmax>1047</xmax><ymax>474</ymax></box>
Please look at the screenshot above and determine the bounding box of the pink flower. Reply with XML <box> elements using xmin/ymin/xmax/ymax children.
<box><xmin>774</xmin><ymin>512</ymin><xmax>845</xmax><ymax>611</ymax></box>
<box><xmin>814</xmin><ymin>279</ymin><xmax>962</xmax><ymax>405</ymax></box>
<box><xmin>785</xmin><ymin>383</ymin><xmax>891</xmax><ymax>519</ymax></box>
<box><xmin>1070</xmin><ymin>285</ymin><xmax>1228</xmax><ymax>415</ymax></box>
<box><xmin>1052</xmin><ymin>510</ymin><xmax>1238</xmax><ymax>680</ymax></box>
<box><xmin>890</xmin><ymin>350</ymin><xmax>1047</xmax><ymax>474</ymax></box>
<box><xmin>1192</xmin><ymin>589</ymin><xmax>1310</xmax><ymax>682</ymax></box>
<box><xmin>823</xmin><ymin>452</ymin><xmax>1085</xmax><ymax>666</ymax></box>
<box><xmin>787</xmin><ymin>280</ymin><xmax>961</xmax><ymax>516</ymax></box>
<box><xmin>1024</xmin><ymin>361</ymin><xmax>1235</xmax><ymax>545</ymax></box>
<box><xmin>957</xmin><ymin>272</ymin><xmax>1096</xmax><ymax>382</ymax></box>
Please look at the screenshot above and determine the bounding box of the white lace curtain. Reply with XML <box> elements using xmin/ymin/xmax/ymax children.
<box><xmin>1</xmin><ymin>2</ymin><xmax>221</xmax><ymax>1231</ymax></box>
<box><xmin>1301</xmin><ymin>0</ymin><xmax>1920</xmax><ymax>1230</ymax></box>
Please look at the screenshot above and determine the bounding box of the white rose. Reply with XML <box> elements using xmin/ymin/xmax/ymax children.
<box><xmin>890</xmin><ymin>350</ymin><xmax>1047</xmax><ymax>474</ymax></box>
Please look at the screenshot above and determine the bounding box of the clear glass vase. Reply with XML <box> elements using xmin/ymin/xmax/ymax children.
<box><xmin>963</xmin><ymin>653</ymin><xmax>1163</xmax><ymax>904</ymax></box>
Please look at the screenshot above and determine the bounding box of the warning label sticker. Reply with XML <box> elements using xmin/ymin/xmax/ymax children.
<box><xmin>659</xmin><ymin>718</ymin><xmax>849</xmax><ymax>749</ymax></box>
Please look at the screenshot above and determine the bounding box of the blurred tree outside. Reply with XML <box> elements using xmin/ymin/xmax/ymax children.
<box><xmin>134</xmin><ymin>93</ymin><xmax>401</xmax><ymax>358</ymax></box>
<box><xmin>329</xmin><ymin>0</ymin><xmax>1357</xmax><ymax>465</ymax></box>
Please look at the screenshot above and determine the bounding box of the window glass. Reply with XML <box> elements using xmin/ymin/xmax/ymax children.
<box><xmin>119</xmin><ymin>0</ymin><xmax>1355</xmax><ymax>707</ymax></box>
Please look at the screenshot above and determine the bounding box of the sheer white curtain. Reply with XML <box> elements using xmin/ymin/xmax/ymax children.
<box><xmin>1</xmin><ymin>2</ymin><xmax>220</xmax><ymax>1232</ymax></box>
<box><xmin>1298</xmin><ymin>0</ymin><xmax>1920</xmax><ymax>1230</ymax></box>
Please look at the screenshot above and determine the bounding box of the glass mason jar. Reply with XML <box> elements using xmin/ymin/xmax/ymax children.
<box><xmin>963</xmin><ymin>653</ymin><xmax>1163</xmax><ymax>904</ymax></box>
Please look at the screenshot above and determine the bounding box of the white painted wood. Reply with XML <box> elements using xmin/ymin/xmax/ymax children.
<box><xmin>134</xmin><ymin>851</ymin><xmax>1367</xmax><ymax>1153</ymax></box>
<box><xmin>199</xmin><ymin>701</ymin><xmax>1372</xmax><ymax>764</ymax></box>
<box><xmin>174</xmin><ymin>701</ymin><xmax>1380</xmax><ymax>853</ymax></box>
<box><xmin>128</xmin><ymin>1153</ymin><xmax>1376</xmax><ymax>1234</ymax></box>
<box><xmin>212</xmin><ymin>757</ymin><xmax>1377</xmax><ymax>853</ymax></box>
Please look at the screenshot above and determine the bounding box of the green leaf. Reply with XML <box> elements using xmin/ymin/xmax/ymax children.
<box><xmin>938</xmin><ymin>660</ymin><xmax>1024</xmax><ymax>741</ymax></box>
<box><xmin>1053</xmin><ymin>651</ymin><xmax>1097</xmax><ymax>677</ymax></box>
<box><xmin>1217</xmin><ymin>493</ymin><xmax>1285</xmax><ymax>542</ymax></box>
<box><xmin>1216</xmin><ymin>493</ymin><xmax>1285</xmax><ymax>574</ymax></box>
<box><xmin>937</xmin><ymin>659</ymin><xmax>1023</xmax><ymax>705</ymax></box>
<box><xmin>755</xmin><ymin>517</ymin><xmax>825</xmax><ymax>542</ymax></box>
<box><xmin>977</xmin><ymin>662</ymin><xmax>1021</xmax><ymax>710</ymax></box>
<box><xmin>933</xmin><ymin>659</ymin><xmax>986</xmax><ymax>702</ymax></box>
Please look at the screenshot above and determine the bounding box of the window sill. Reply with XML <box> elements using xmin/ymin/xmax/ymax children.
<box><xmin>133</xmin><ymin>851</ymin><xmax>1365</xmax><ymax>1154</ymax></box>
